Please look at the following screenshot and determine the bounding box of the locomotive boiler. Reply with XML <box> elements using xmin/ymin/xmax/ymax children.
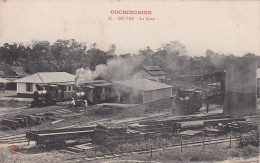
<box><xmin>175</xmin><ymin>89</ymin><xmax>202</xmax><ymax>114</ymax></box>
<box><xmin>72</xmin><ymin>80</ymin><xmax>116</xmax><ymax>107</ymax></box>
<box><xmin>31</xmin><ymin>84</ymin><xmax>59</xmax><ymax>107</ymax></box>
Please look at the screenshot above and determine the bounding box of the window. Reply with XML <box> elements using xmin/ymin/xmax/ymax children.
<box><xmin>26</xmin><ymin>83</ymin><xmax>33</xmax><ymax>92</ymax></box>
<box><xmin>66</xmin><ymin>86</ymin><xmax>73</xmax><ymax>92</ymax></box>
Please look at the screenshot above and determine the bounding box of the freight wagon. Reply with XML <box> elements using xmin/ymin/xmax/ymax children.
<box><xmin>26</xmin><ymin>126</ymin><xmax>95</xmax><ymax>147</ymax></box>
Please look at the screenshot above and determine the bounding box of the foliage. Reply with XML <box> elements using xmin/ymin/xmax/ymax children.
<box><xmin>239</xmin><ymin>130</ymin><xmax>259</xmax><ymax>147</ymax></box>
<box><xmin>241</xmin><ymin>145</ymin><xmax>259</xmax><ymax>158</ymax></box>
<box><xmin>0</xmin><ymin>39</ymin><xmax>257</xmax><ymax>78</ymax></box>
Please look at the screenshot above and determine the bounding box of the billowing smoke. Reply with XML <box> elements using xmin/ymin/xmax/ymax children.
<box><xmin>74</xmin><ymin>67</ymin><xmax>93</xmax><ymax>86</ymax></box>
<box><xmin>74</xmin><ymin>55</ymin><xmax>144</xmax><ymax>85</ymax></box>
<box><xmin>93</xmin><ymin>55</ymin><xmax>145</xmax><ymax>80</ymax></box>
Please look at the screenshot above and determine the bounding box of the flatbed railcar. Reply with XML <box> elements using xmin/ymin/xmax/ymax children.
<box><xmin>26</xmin><ymin>126</ymin><xmax>95</xmax><ymax>147</ymax></box>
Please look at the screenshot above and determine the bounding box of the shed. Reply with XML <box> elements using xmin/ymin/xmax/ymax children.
<box><xmin>0</xmin><ymin>62</ymin><xmax>30</xmax><ymax>90</ymax></box>
<box><xmin>134</xmin><ymin>66</ymin><xmax>166</xmax><ymax>82</ymax></box>
<box><xmin>113</xmin><ymin>79</ymin><xmax>173</xmax><ymax>104</ymax></box>
<box><xmin>10</xmin><ymin>66</ymin><xmax>29</xmax><ymax>77</ymax></box>
<box><xmin>0</xmin><ymin>62</ymin><xmax>18</xmax><ymax>77</ymax></box>
<box><xmin>14</xmin><ymin>72</ymin><xmax>74</xmax><ymax>97</ymax></box>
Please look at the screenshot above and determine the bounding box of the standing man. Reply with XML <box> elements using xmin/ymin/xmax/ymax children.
<box><xmin>71</xmin><ymin>98</ymin><xmax>76</xmax><ymax>108</ymax></box>
<box><xmin>206</xmin><ymin>101</ymin><xmax>209</xmax><ymax>113</ymax></box>
<box><xmin>84</xmin><ymin>100</ymin><xmax>88</xmax><ymax>115</ymax></box>
<box><xmin>57</xmin><ymin>88</ymin><xmax>61</xmax><ymax>102</ymax></box>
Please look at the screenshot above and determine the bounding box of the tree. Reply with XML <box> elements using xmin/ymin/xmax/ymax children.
<box><xmin>24</xmin><ymin>41</ymin><xmax>57</xmax><ymax>73</ymax></box>
<box><xmin>159</xmin><ymin>41</ymin><xmax>187</xmax><ymax>56</ymax></box>
<box><xmin>0</xmin><ymin>43</ymin><xmax>29</xmax><ymax>66</ymax></box>
<box><xmin>51</xmin><ymin>39</ymin><xmax>88</xmax><ymax>73</ymax></box>
<box><xmin>107</xmin><ymin>44</ymin><xmax>116</xmax><ymax>56</ymax></box>
<box><xmin>87</xmin><ymin>47</ymin><xmax>109</xmax><ymax>71</ymax></box>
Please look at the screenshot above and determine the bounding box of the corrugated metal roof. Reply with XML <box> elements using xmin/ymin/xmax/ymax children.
<box><xmin>0</xmin><ymin>62</ymin><xmax>17</xmax><ymax>77</ymax></box>
<box><xmin>52</xmin><ymin>81</ymin><xmax>75</xmax><ymax>85</ymax></box>
<box><xmin>14</xmin><ymin>72</ymin><xmax>74</xmax><ymax>84</ymax></box>
<box><xmin>113</xmin><ymin>79</ymin><xmax>173</xmax><ymax>91</ymax></box>
<box><xmin>143</xmin><ymin>66</ymin><xmax>162</xmax><ymax>71</ymax></box>
<box><xmin>10</xmin><ymin>66</ymin><xmax>29</xmax><ymax>77</ymax></box>
<box><xmin>92</xmin><ymin>83</ymin><xmax>113</xmax><ymax>87</ymax></box>
<box><xmin>142</xmin><ymin>66</ymin><xmax>166</xmax><ymax>76</ymax></box>
<box><xmin>146</xmin><ymin>70</ymin><xmax>166</xmax><ymax>76</ymax></box>
<box><xmin>0</xmin><ymin>77</ymin><xmax>9</xmax><ymax>83</ymax></box>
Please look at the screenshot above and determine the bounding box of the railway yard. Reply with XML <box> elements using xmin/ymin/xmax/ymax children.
<box><xmin>0</xmin><ymin>90</ymin><xmax>259</xmax><ymax>163</ymax></box>
<box><xmin>0</xmin><ymin>58</ymin><xmax>259</xmax><ymax>163</ymax></box>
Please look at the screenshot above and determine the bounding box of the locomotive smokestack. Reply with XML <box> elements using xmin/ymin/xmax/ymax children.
<box><xmin>74</xmin><ymin>67</ymin><xmax>93</xmax><ymax>86</ymax></box>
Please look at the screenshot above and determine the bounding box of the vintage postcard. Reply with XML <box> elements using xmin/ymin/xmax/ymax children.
<box><xmin>0</xmin><ymin>0</ymin><xmax>259</xmax><ymax>162</ymax></box>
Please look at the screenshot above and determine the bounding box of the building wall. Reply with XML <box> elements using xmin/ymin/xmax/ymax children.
<box><xmin>224</xmin><ymin>57</ymin><xmax>257</xmax><ymax>117</ymax></box>
<box><xmin>134</xmin><ymin>70</ymin><xmax>166</xmax><ymax>82</ymax></box>
<box><xmin>134</xmin><ymin>70</ymin><xmax>151</xmax><ymax>79</ymax></box>
<box><xmin>143</xmin><ymin>88</ymin><xmax>172</xmax><ymax>103</ymax></box>
<box><xmin>150</xmin><ymin>75</ymin><xmax>166</xmax><ymax>82</ymax></box>
<box><xmin>17</xmin><ymin>82</ymin><xmax>75</xmax><ymax>99</ymax></box>
<box><xmin>17</xmin><ymin>82</ymin><xmax>38</xmax><ymax>94</ymax></box>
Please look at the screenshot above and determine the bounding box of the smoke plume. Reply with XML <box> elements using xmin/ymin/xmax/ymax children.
<box><xmin>93</xmin><ymin>55</ymin><xmax>145</xmax><ymax>81</ymax></box>
<box><xmin>74</xmin><ymin>67</ymin><xmax>93</xmax><ymax>86</ymax></box>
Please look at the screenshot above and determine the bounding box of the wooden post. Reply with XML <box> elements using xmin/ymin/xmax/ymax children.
<box><xmin>28</xmin><ymin>140</ymin><xmax>30</xmax><ymax>146</ymax></box>
<box><xmin>239</xmin><ymin>132</ymin><xmax>242</xmax><ymax>148</ymax></box>
<box><xmin>85</xmin><ymin>107</ymin><xmax>86</xmax><ymax>115</ymax></box>
<box><xmin>150</xmin><ymin>145</ymin><xmax>152</xmax><ymax>158</ymax></box>
<box><xmin>229</xmin><ymin>127</ymin><xmax>232</xmax><ymax>148</ymax></box>
<box><xmin>203</xmin><ymin>129</ymin><xmax>205</xmax><ymax>151</ymax></box>
<box><xmin>171</xmin><ymin>126</ymin><xmax>174</xmax><ymax>142</ymax></box>
<box><xmin>180</xmin><ymin>134</ymin><xmax>183</xmax><ymax>153</ymax></box>
<box><xmin>206</xmin><ymin>103</ymin><xmax>209</xmax><ymax>113</ymax></box>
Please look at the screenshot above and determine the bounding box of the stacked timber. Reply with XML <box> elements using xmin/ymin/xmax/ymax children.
<box><xmin>92</xmin><ymin>123</ymin><xmax>127</xmax><ymax>145</ymax></box>
<box><xmin>231</xmin><ymin>121</ymin><xmax>257</xmax><ymax>133</ymax></box>
<box><xmin>177</xmin><ymin>120</ymin><xmax>204</xmax><ymax>131</ymax></box>
<box><xmin>126</xmin><ymin>129</ymin><xmax>144</xmax><ymax>142</ymax></box>
<box><xmin>0</xmin><ymin>112</ymin><xmax>55</xmax><ymax>130</ymax></box>
<box><xmin>203</xmin><ymin>117</ymin><xmax>246</xmax><ymax>127</ymax></box>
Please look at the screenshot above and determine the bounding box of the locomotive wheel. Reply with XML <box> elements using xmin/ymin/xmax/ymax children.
<box><xmin>36</xmin><ymin>142</ymin><xmax>45</xmax><ymax>148</ymax></box>
<box><xmin>45</xmin><ymin>142</ymin><xmax>53</xmax><ymax>148</ymax></box>
<box><xmin>59</xmin><ymin>140</ymin><xmax>66</xmax><ymax>146</ymax></box>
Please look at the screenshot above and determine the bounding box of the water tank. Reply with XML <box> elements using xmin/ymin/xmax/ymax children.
<box><xmin>224</xmin><ymin>57</ymin><xmax>257</xmax><ymax>117</ymax></box>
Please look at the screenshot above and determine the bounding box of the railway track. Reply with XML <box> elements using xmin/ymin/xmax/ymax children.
<box><xmin>0</xmin><ymin>106</ymin><xmax>223</xmax><ymax>146</ymax></box>
<box><xmin>64</xmin><ymin>136</ymin><xmax>240</xmax><ymax>162</ymax></box>
<box><xmin>0</xmin><ymin>134</ymin><xmax>27</xmax><ymax>144</ymax></box>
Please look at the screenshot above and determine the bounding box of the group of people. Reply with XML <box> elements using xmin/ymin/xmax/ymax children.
<box><xmin>70</xmin><ymin>98</ymin><xmax>88</xmax><ymax>108</ymax></box>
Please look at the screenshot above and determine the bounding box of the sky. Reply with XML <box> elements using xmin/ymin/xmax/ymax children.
<box><xmin>0</xmin><ymin>0</ymin><xmax>259</xmax><ymax>56</ymax></box>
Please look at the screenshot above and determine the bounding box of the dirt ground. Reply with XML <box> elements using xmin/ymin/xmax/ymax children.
<box><xmin>0</xmin><ymin>91</ymin><xmax>259</xmax><ymax>162</ymax></box>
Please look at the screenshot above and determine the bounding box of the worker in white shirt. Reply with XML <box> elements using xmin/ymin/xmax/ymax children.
<box><xmin>70</xmin><ymin>98</ymin><xmax>76</xmax><ymax>108</ymax></box>
<box><xmin>84</xmin><ymin>100</ymin><xmax>88</xmax><ymax>114</ymax></box>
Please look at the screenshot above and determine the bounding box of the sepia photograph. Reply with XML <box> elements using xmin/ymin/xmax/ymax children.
<box><xmin>0</xmin><ymin>0</ymin><xmax>259</xmax><ymax>162</ymax></box>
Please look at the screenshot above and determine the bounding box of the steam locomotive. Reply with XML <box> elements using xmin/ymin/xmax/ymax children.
<box><xmin>31</xmin><ymin>84</ymin><xmax>59</xmax><ymax>107</ymax></box>
<box><xmin>72</xmin><ymin>80</ymin><xmax>116</xmax><ymax>107</ymax></box>
<box><xmin>175</xmin><ymin>88</ymin><xmax>202</xmax><ymax>114</ymax></box>
<box><xmin>31</xmin><ymin>80</ymin><xmax>116</xmax><ymax>107</ymax></box>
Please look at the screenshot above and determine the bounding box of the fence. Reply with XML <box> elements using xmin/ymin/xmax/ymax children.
<box><xmin>147</xmin><ymin>128</ymin><xmax>240</xmax><ymax>157</ymax></box>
